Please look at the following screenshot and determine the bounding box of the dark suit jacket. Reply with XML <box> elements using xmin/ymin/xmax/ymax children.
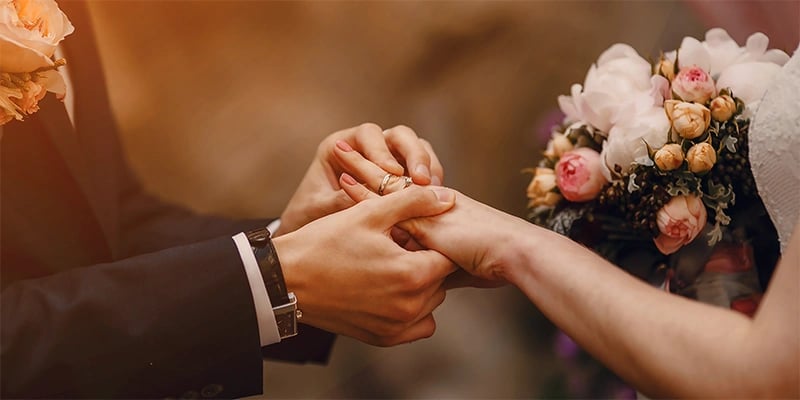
<box><xmin>1</xmin><ymin>3</ymin><xmax>333</xmax><ymax>398</ymax></box>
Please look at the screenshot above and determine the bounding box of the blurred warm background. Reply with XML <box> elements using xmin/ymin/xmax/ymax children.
<box><xmin>86</xmin><ymin>1</ymin><xmax>799</xmax><ymax>398</ymax></box>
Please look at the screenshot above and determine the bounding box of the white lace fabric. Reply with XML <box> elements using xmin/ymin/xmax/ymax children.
<box><xmin>749</xmin><ymin>45</ymin><xmax>800</xmax><ymax>253</ymax></box>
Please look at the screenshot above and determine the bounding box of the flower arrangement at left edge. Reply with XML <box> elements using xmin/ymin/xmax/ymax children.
<box><xmin>1</xmin><ymin>0</ymin><xmax>73</xmax><ymax>126</ymax></box>
<box><xmin>526</xmin><ymin>29</ymin><xmax>790</xmax><ymax>297</ymax></box>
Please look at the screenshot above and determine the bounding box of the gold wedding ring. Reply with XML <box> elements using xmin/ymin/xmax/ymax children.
<box><xmin>378</xmin><ymin>173</ymin><xmax>393</xmax><ymax>195</ymax></box>
<box><xmin>378</xmin><ymin>174</ymin><xmax>414</xmax><ymax>195</ymax></box>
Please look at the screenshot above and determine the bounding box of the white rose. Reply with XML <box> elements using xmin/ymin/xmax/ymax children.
<box><xmin>600</xmin><ymin>107</ymin><xmax>671</xmax><ymax>181</ymax></box>
<box><xmin>716</xmin><ymin>61</ymin><xmax>784</xmax><ymax>116</ymax></box>
<box><xmin>0</xmin><ymin>0</ymin><xmax>74</xmax><ymax>72</ymax></box>
<box><xmin>669</xmin><ymin>29</ymin><xmax>789</xmax><ymax>77</ymax></box>
<box><xmin>558</xmin><ymin>43</ymin><xmax>653</xmax><ymax>134</ymax></box>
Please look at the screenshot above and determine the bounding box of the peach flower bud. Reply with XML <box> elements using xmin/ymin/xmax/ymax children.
<box><xmin>656</xmin><ymin>59</ymin><xmax>675</xmax><ymax>81</ymax></box>
<box><xmin>527</xmin><ymin>167</ymin><xmax>561</xmax><ymax>207</ymax></box>
<box><xmin>686</xmin><ymin>142</ymin><xmax>717</xmax><ymax>173</ymax></box>
<box><xmin>709</xmin><ymin>94</ymin><xmax>736</xmax><ymax>122</ymax></box>
<box><xmin>653</xmin><ymin>195</ymin><xmax>707</xmax><ymax>255</ymax></box>
<box><xmin>672</xmin><ymin>66</ymin><xmax>716</xmax><ymax>104</ymax></box>
<box><xmin>543</xmin><ymin>133</ymin><xmax>574</xmax><ymax>159</ymax></box>
<box><xmin>14</xmin><ymin>79</ymin><xmax>47</xmax><ymax>115</ymax></box>
<box><xmin>654</xmin><ymin>143</ymin><xmax>684</xmax><ymax>171</ymax></box>
<box><xmin>555</xmin><ymin>148</ymin><xmax>605</xmax><ymax>202</ymax></box>
<box><xmin>664</xmin><ymin>100</ymin><xmax>711</xmax><ymax>139</ymax></box>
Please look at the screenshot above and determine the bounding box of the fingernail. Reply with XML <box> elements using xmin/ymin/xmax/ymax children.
<box><xmin>432</xmin><ymin>188</ymin><xmax>454</xmax><ymax>203</ymax></box>
<box><xmin>335</xmin><ymin>140</ymin><xmax>353</xmax><ymax>152</ymax></box>
<box><xmin>415</xmin><ymin>164</ymin><xmax>431</xmax><ymax>180</ymax></box>
<box><xmin>430</xmin><ymin>175</ymin><xmax>442</xmax><ymax>186</ymax></box>
<box><xmin>341</xmin><ymin>173</ymin><xmax>357</xmax><ymax>185</ymax></box>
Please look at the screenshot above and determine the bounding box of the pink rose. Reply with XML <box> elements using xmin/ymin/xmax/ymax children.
<box><xmin>653</xmin><ymin>195</ymin><xmax>707</xmax><ymax>254</ymax></box>
<box><xmin>555</xmin><ymin>148</ymin><xmax>605</xmax><ymax>202</ymax></box>
<box><xmin>672</xmin><ymin>66</ymin><xmax>716</xmax><ymax>104</ymax></box>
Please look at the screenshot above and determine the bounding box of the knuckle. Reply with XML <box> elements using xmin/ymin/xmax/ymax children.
<box><xmin>357</xmin><ymin>122</ymin><xmax>382</xmax><ymax>135</ymax></box>
<box><xmin>397</xmin><ymin>264</ymin><xmax>428</xmax><ymax>292</ymax></box>
<box><xmin>385</xmin><ymin>124</ymin><xmax>417</xmax><ymax>139</ymax></box>
<box><xmin>393</xmin><ymin>299</ymin><xmax>423</xmax><ymax>323</ymax></box>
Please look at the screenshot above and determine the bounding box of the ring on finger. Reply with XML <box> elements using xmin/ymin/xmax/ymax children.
<box><xmin>402</xmin><ymin>176</ymin><xmax>413</xmax><ymax>189</ymax></box>
<box><xmin>378</xmin><ymin>173</ymin><xmax>394</xmax><ymax>195</ymax></box>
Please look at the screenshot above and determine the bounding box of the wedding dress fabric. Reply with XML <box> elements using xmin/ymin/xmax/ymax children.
<box><xmin>749</xmin><ymin>46</ymin><xmax>800</xmax><ymax>253</ymax></box>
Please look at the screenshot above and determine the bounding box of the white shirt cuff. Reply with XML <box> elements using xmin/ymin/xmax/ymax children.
<box><xmin>266</xmin><ymin>219</ymin><xmax>281</xmax><ymax>236</ymax></box>
<box><xmin>232</xmin><ymin>232</ymin><xmax>281</xmax><ymax>346</ymax></box>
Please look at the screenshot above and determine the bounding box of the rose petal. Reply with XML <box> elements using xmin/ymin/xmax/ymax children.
<box><xmin>677</xmin><ymin>36</ymin><xmax>711</xmax><ymax>72</ymax></box>
<box><xmin>0</xmin><ymin>36</ymin><xmax>55</xmax><ymax>72</ymax></box>
<box><xmin>717</xmin><ymin>61</ymin><xmax>783</xmax><ymax>108</ymax></box>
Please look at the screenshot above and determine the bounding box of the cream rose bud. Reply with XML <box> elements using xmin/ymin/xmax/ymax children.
<box><xmin>709</xmin><ymin>94</ymin><xmax>736</xmax><ymax>122</ymax></box>
<box><xmin>686</xmin><ymin>142</ymin><xmax>717</xmax><ymax>173</ymax></box>
<box><xmin>555</xmin><ymin>148</ymin><xmax>605</xmax><ymax>202</ymax></box>
<box><xmin>544</xmin><ymin>133</ymin><xmax>574</xmax><ymax>159</ymax></box>
<box><xmin>656</xmin><ymin>59</ymin><xmax>675</xmax><ymax>81</ymax></box>
<box><xmin>672</xmin><ymin>66</ymin><xmax>716</xmax><ymax>104</ymax></box>
<box><xmin>664</xmin><ymin>100</ymin><xmax>710</xmax><ymax>139</ymax></box>
<box><xmin>653</xmin><ymin>195</ymin><xmax>707</xmax><ymax>255</ymax></box>
<box><xmin>527</xmin><ymin>167</ymin><xmax>561</xmax><ymax>207</ymax></box>
<box><xmin>654</xmin><ymin>143</ymin><xmax>684</xmax><ymax>171</ymax></box>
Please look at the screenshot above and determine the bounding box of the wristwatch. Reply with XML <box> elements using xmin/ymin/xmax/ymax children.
<box><xmin>245</xmin><ymin>227</ymin><xmax>300</xmax><ymax>339</ymax></box>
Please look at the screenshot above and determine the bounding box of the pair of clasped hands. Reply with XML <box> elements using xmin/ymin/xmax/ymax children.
<box><xmin>268</xmin><ymin>123</ymin><xmax>532</xmax><ymax>347</ymax></box>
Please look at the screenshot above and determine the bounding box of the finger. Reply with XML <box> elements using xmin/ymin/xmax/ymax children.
<box><xmin>352</xmin><ymin>124</ymin><xmax>405</xmax><ymax>175</ymax></box>
<box><xmin>339</xmin><ymin>173</ymin><xmax>378</xmax><ymax>203</ymax></box>
<box><xmin>382</xmin><ymin>314</ymin><xmax>437</xmax><ymax>346</ymax></box>
<box><xmin>406</xmin><ymin>248</ymin><xmax>458</xmax><ymax>281</ymax></box>
<box><xmin>413</xmin><ymin>287</ymin><xmax>446</xmax><ymax>324</ymax></box>
<box><xmin>390</xmin><ymin>226</ymin><xmax>412</xmax><ymax>248</ymax></box>
<box><xmin>420</xmin><ymin>139</ymin><xmax>444</xmax><ymax>186</ymax></box>
<box><xmin>365</xmin><ymin>185</ymin><xmax>456</xmax><ymax>228</ymax></box>
<box><xmin>383</xmin><ymin>125</ymin><xmax>432</xmax><ymax>185</ymax></box>
<box><xmin>335</xmin><ymin>142</ymin><xmax>398</xmax><ymax>193</ymax></box>
<box><xmin>402</xmin><ymin>236</ymin><xmax>426</xmax><ymax>251</ymax></box>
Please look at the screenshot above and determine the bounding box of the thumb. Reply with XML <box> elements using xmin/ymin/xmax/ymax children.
<box><xmin>361</xmin><ymin>185</ymin><xmax>455</xmax><ymax>228</ymax></box>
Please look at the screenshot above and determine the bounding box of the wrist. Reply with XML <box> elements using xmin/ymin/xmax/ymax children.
<box><xmin>497</xmin><ymin>225</ymin><xmax>544</xmax><ymax>286</ymax></box>
<box><xmin>270</xmin><ymin>233</ymin><xmax>319</xmax><ymax>328</ymax></box>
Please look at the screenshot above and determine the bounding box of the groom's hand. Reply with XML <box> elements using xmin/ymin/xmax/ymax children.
<box><xmin>276</xmin><ymin>123</ymin><xmax>443</xmax><ymax>236</ymax></box>
<box><xmin>338</xmin><ymin>171</ymin><xmax>512</xmax><ymax>289</ymax></box>
<box><xmin>272</xmin><ymin>185</ymin><xmax>457</xmax><ymax>346</ymax></box>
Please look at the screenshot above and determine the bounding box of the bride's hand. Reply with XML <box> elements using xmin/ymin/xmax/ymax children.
<box><xmin>338</xmin><ymin>172</ymin><xmax>529</xmax><ymax>285</ymax></box>
<box><xmin>277</xmin><ymin>123</ymin><xmax>444</xmax><ymax>235</ymax></box>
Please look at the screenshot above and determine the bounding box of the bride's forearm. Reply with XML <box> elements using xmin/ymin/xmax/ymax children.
<box><xmin>505</xmin><ymin>226</ymin><xmax>792</xmax><ymax>398</ymax></box>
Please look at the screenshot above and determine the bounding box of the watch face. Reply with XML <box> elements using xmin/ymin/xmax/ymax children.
<box><xmin>275</xmin><ymin>312</ymin><xmax>298</xmax><ymax>339</ymax></box>
<box><xmin>246</xmin><ymin>228</ymin><xmax>270</xmax><ymax>245</ymax></box>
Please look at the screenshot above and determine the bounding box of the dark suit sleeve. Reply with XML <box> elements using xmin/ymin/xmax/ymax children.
<box><xmin>116</xmin><ymin>171</ymin><xmax>336</xmax><ymax>365</ymax></box>
<box><xmin>1</xmin><ymin>236</ymin><xmax>262</xmax><ymax>399</ymax></box>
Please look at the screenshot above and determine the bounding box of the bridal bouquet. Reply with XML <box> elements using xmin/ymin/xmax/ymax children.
<box><xmin>1</xmin><ymin>0</ymin><xmax>73</xmax><ymax>126</ymax></box>
<box><xmin>527</xmin><ymin>29</ymin><xmax>788</xmax><ymax>305</ymax></box>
